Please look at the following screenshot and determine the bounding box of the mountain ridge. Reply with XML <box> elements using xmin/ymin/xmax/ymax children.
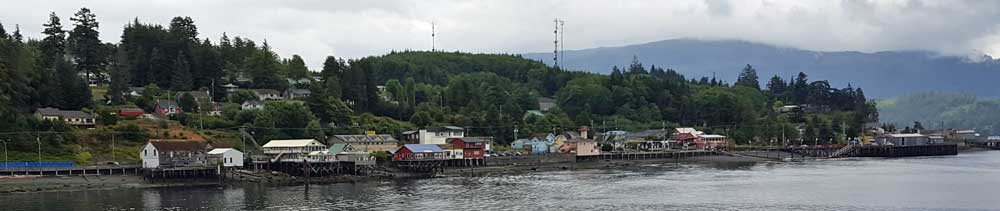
<box><xmin>522</xmin><ymin>38</ymin><xmax>1000</xmax><ymax>98</ymax></box>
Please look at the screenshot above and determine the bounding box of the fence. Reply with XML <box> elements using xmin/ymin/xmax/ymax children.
<box><xmin>0</xmin><ymin>161</ymin><xmax>76</xmax><ymax>169</ymax></box>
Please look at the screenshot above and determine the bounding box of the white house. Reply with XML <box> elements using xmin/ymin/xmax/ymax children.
<box><xmin>140</xmin><ymin>140</ymin><xmax>210</xmax><ymax>168</ymax></box>
<box><xmin>207</xmin><ymin>148</ymin><xmax>244</xmax><ymax>167</ymax></box>
<box><xmin>262</xmin><ymin>139</ymin><xmax>327</xmax><ymax>162</ymax></box>
<box><xmin>403</xmin><ymin>126</ymin><xmax>465</xmax><ymax>145</ymax></box>
<box><xmin>252</xmin><ymin>89</ymin><xmax>283</xmax><ymax>101</ymax></box>
<box><xmin>241</xmin><ymin>100</ymin><xmax>265</xmax><ymax>110</ymax></box>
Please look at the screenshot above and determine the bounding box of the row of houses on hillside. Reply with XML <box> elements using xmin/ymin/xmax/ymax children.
<box><xmin>34</xmin><ymin>107</ymin><xmax>97</xmax><ymax>129</ymax></box>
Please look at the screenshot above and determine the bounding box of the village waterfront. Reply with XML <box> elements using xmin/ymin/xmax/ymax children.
<box><xmin>2</xmin><ymin>150</ymin><xmax>998</xmax><ymax>211</ymax></box>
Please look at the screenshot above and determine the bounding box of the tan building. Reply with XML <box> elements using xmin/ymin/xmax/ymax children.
<box><xmin>328</xmin><ymin>134</ymin><xmax>399</xmax><ymax>153</ymax></box>
<box><xmin>34</xmin><ymin>107</ymin><xmax>97</xmax><ymax>128</ymax></box>
<box><xmin>559</xmin><ymin>126</ymin><xmax>600</xmax><ymax>156</ymax></box>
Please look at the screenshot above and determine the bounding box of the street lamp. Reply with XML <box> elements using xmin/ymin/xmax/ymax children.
<box><xmin>2</xmin><ymin>139</ymin><xmax>7</xmax><ymax>174</ymax></box>
<box><xmin>37</xmin><ymin>135</ymin><xmax>42</xmax><ymax>176</ymax></box>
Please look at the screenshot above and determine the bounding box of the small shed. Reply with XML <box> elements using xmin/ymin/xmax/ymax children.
<box><xmin>119</xmin><ymin>108</ymin><xmax>145</xmax><ymax>118</ymax></box>
<box><xmin>207</xmin><ymin>148</ymin><xmax>244</xmax><ymax>167</ymax></box>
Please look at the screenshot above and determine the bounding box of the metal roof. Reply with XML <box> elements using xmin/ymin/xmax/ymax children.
<box><xmin>263</xmin><ymin>139</ymin><xmax>326</xmax><ymax>148</ymax></box>
<box><xmin>156</xmin><ymin>100</ymin><xmax>178</xmax><ymax>107</ymax></box>
<box><xmin>883</xmin><ymin>134</ymin><xmax>926</xmax><ymax>138</ymax></box>
<box><xmin>331</xmin><ymin>134</ymin><xmax>398</xmax><ymax>144</ymax></box>
<box><xmin>148</xmin><ymin>140</ymin><xmax>208</xmax><ymax>152</ymax></box>
<box><xmin>208</xmin><ymin>148</ymin><xmax>241</xmax><ymax>154</ymax></box>
<box><xmin>252</xmin><ymin>89</ymin><xmax>281</xmax><ymax>95</ymax></box>
<box><xmin>328</xmin><ymin>143</ymin><xmax>351</xmax><ymax>154</ymax></box>
<box><xmin>35</xmin><ymin>107</ymin><xmax>96</xmax><ymax>119</ymax></box>
<box><xmin>402</xmin><ymin>144</ymin><xmax>442</xmax><ymax>153</ymax></box>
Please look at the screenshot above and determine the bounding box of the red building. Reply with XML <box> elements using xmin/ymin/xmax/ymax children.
<box><xmin>392</xmin><ymin>144</ymin><xmax>445</xmax><ymax>161</ymax></box>
<box><xmin>448</xmin><ymin>138</ymin><xmax>486</xmax><ymax>159</ymax></box>
<box><xmin>119</xmin><ymin>108</ymin><xmax>145</xmax><ymax>118</ymax></box>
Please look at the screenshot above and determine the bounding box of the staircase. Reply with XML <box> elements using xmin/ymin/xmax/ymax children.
<box><xmin>270</xmin><ymin>153</ymin><xmax>286</xmax><ymax>163</ymax></box>
<box><xmin>828</xmin><ymin>145</ymin><xmax>856</xmax><ymax>158</ymax></box>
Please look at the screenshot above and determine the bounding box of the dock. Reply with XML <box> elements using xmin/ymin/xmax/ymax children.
<box><xmin>730</xmin><ymin>144</ymin><xmax>958</xmax><ymax>159</ymax></box>
<box><xmin>0</xmin><ymin>164</ymin><xmax>140</xmax><ymax>176</ymax></box>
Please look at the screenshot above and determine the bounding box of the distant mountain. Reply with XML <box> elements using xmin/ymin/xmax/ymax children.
<box><xmin>522</xmin><ymin>39</ymin><xmax>1000</xmax><ymax>98</ymax></box>
<box><xmin>877</xmin><ymin>92</ymin><xmax>1000</xmax><ymax>136</ymax></box>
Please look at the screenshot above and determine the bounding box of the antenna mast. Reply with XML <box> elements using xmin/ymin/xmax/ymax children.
<box><xmin>553</xmin><ymin>18</ymin><xmax>565</xmax><ymax>68</ymax></box>
<box><xmin>431</xmin><ymin>21</ymin><xmax>436</xmax><ymax>52</ymax></box>
<box><xmin>560</xmin><ymin>20</ymin><xmax>565</xmax><ymax>67</ymax></box>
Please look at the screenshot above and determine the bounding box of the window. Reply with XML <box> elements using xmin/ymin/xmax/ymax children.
<box><xmin>144</xmin><ymin>150</ymin><xmax>147</xmax><ymax>156</ymax></box>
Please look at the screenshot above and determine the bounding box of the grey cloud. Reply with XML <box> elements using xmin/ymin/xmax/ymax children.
<box><xmin>1</xmin><ymin>0</ymin><xmax>999</xmax><ymax>69</ymax></box>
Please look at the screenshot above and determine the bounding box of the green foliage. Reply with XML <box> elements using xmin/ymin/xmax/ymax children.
<box><xmin>252</xmin><ymin>101</ymin><xmax>316</xmax><ymax>140</ymax></box>
<box><xmin>68</xmin><ymin>7</ymin><xmax>102</xmax><ymax>85</ymax></box>
<box><xmin>108</xmin><ymin>48</ymin><xmax>130</xmax><ymax>104</ymax></box>
<box><xmin>287</xmin><ymin>54</ymin><xmax>310</xmax><ymax>80</ymax></box>
<box><xmin>113</xmin><ymin>123</ymin><xmax>149</xmax><ymax>143</ymax></box>
<box><xmin>96</xmin><ymin>106</ymin><xmax>119</xmax><ymax>126</ymax></box>
<box><xmin>178</xmin><ymin>92</ymin><xmax>197</xmax><ymax>112</ymax></box>
<box><xmin>353</xmin><ymin>113</ymin><xmax>415</xmax><ymax>137</ymax></box>
<box><xmin>735</xmin><ymin>64</ymin><xmax>760</xmax><ymax>90</ymax></box>
<box><xmin>74</xmin><ymin>151</ymin><xmax>92</xmax><ymax>165</ymax></box>
<box><xmin>879</xmin><ymin>92</ymin><xmax>1000</xmax><ymax>135</ymax></box>
<box><xmin>370</xmin><ymin>151</ymin><xmax>391</xmax><ymax>161</ymax></box>
<box><xmin>226</xmin><ymin>90</ymin><xmax>257</xmax><ymax>104</ymax></box>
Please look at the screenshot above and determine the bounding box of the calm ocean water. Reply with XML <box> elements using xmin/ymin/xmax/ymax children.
<box><xmin>3</xmin><ymin>151</ymin><xmax>1000</xmax><ymax>211</ymax></box>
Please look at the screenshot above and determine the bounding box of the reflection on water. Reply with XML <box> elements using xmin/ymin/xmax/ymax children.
<box><xmin>3</xmin><ymin>151</ymin><xmax>1000</xmax><ymax>211</ymax></box>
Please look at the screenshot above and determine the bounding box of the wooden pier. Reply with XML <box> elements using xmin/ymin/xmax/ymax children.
<box><xmin>840</xmin><ymin>144</ymin><xmax>958</xmax><ymax>157</ymax></box>
<box><xmin>731</xmin><ymin>144</ymin><xmax>958</xmax><ymax>159</ymax></box>
<box><xmin>1</xmin><ymin>165</ymin><xmax>140</xmax><ymax>176</ymax></box>
<box><xmin>142</xmin><ymin>166</ymin><xmax>220</xmax><ymax>180</ymax></box>
<box><xmin>578</xmin><ymin>150</ymin><xmax>720</xmax><ymax>162</ymax></box>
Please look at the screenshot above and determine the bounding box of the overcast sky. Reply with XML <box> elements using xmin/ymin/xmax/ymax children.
<box><xmin>3</xmin><ymin>0</ymin><xmax>999</xmax><ymax>69</ymax></box>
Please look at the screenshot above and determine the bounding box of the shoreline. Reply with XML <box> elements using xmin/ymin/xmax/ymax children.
<box><xmin>4</xmin><ymin>150</ymin><xmax>994</xmax><ymax>194</ymax></box>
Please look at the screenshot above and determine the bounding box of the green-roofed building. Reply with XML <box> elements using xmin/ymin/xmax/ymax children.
<box><xmin>328</xmin><ymin>143</ymin><xmax>354</xmax><ymax>155</ymax></box>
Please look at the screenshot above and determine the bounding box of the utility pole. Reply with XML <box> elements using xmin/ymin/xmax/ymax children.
<box><xmin>112</xmin><ymin>133</ymin><xmax>116</xmax><ymax>164</ymax></box>
<box><xmin>37</xmin><ymin>134</ymin><xmax>42</xmax><ymax>176</ymax></box>
<box><xmin>2</xmin><ymin>139</ymin><xmax>7</xmax><ymax>175</ymax></box>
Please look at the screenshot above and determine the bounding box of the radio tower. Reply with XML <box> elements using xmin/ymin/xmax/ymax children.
<box><xmin>553</xmin><ymin>18</ymin><xmax>565</xmax><ymax>68</ymax></box>
<box><xmin>559</xmin><ymin>20</ymin><xmax>565</xmax><ymax>67</ymax></box>
<box><xmin>431</xmin><ymin>21</ymin><xmax>436</xmax><ymax>52</ymax></box>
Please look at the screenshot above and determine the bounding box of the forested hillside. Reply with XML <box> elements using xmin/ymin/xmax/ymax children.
<box><xmin>0</xmin><ymin>9</ymin><xmax>876</xmax><ymax>162</ymax></box>
<box><xmin>523</xmin><ymin>38</ymin><xmax>1000</xmax><ymax>98</ymax></box>
<box><xmin>878</xmin><ymin>92</ymin><xmax>1000</xmax><ymax>136</ymax></box>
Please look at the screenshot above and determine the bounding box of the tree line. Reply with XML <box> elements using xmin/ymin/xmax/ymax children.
<box><xmin>1</xmin><ymin>9</ymin><xmax>879</xmax><ymax>156</ymax></box>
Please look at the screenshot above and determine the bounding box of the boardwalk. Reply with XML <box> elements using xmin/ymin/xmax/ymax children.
<box><xmin>0</xmin><ymin>165</ymin><xmax>140</xmax><ymax>176</ymax></box>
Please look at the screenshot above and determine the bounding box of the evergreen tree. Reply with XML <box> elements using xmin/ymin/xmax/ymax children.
<box><xmin>149</xmin><ymin>48</ymin><xmax>173</xmax><ymax>88</ymax></box>
<box><xmin>108</xmin><ymin>48</ymin><xmax>130</xmax><ymax>105</ymax></box>
<box><xmin>609</xmin><ymin>66</ymin><xmax>624</xmax><ymax>87</ymax></box>
<box><xmin>626</xmin><ymin>55</ymin><xmax>647</xmax><ymax>75</ymax></box>
<box><xmin>766</xmin><ymin>75</ymin><xmax>787</xmax><ymax>99</ymax></box>
<box><xmin>68</xmin><ymin>8</ymin><xmax>102</xmax><ymax>84</ymax></box>
<box><xmin>304</xmin><ymin>119</ymin><xmax>325</xmax><ymax>140</ymax></box>
<box><xmin>192</xmin><ymin>39</ymin><xmax>224</xmax><ymax>94</ymax></box>
<box><xmin>178</xmin><ymin>92</ymin><xmax>197</xmax><ymax>112</ymax></box>
<box><xmin>12</xmin><ymin>24</ymin><xmax>21</xmax><ymax>42</ymax></box>
<box><xmin>40</xmin><ymin>12</ymin><xmax>67</xmax><ymax>68</ymax></box>
<box><xmin>735</xmin><ymin>64</ymin><xmax>760</xmax><ymax>90</ymax></box>
<box><xmin>287</xmin><ymin>54</ymin><xmax>309</xmax><ymax>80</ymax></box>
<box><xmin>170</xmin><ymin>52</ymin><xmax>192</xmax><ymax>91</ymax></box>
<box><xmin>55</xmin><ymin>59</ymin><xmax>92</xmax><ymax>110</ymax></box>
